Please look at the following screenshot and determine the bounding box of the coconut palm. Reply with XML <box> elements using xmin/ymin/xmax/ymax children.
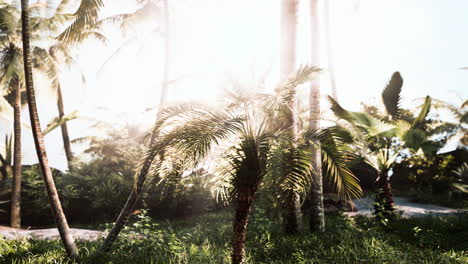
<box><xmin>1</xmin><ymin>0</ymin><xmax>87</xmax><ymax>227</ymax></box>
<box><xmin>19</xmin><ymin>0</ymin><xmax>78</xmax><ymax>257</ymax></box>
<box><xmin>0</xmin><ymin>3</ymin><xmax>23</xmax><ymax>228</ymax></box>
<box><xmin>328</xmin><ymin>72</ymin><xmax>433</xmax><ymax>216</ymax></box>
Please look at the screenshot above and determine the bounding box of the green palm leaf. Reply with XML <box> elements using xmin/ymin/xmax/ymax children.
<box><xmin>412</xmin><ymin>96</ymin><xmax>431</xmax><ymax>128</ymax></box>
<box><xmin>381</xmin><ymin>71</ymin><xmax>403</xmax><ymax>119</ymax></box>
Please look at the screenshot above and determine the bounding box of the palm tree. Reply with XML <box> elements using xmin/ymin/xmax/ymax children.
<box><xmin>19</xmin><ymin>0</ymin><xmax>78</xmax><ymax>257</ymax></box>
<box><xmin>100</xmin><ymin>0</ymin><xmax>173</xmax><ymax>252</ymax></box>
<box><xmin>10</xmin><ymin>79</ymin><xmax>21</xmax><ymax>228</ymax></box>
<box><xmin>43</xmin><ymin>41</ymin><xmax>90</xmax><ymax>169</ymax></box>
<box><xmin>0</xmin><ymin>3</ymin><xmax>22</xmax><ymax>228</ymax></box>
<box><xmin>141</xmin><ymin>67</ymin><xmax>318</xmax><ymax>264</ymax></box>
<box><xmin>328</xmin><ymin>72</ymin><xmax>433</xmax><ymax>217</ymax></box>
<box><xmin>1</xmin><ymin>0</ymin><xmax>85</xmax><ymax>227</ymax></box>
<box><xmin>308</xmin><ymin>0</ymin><xmax>325</xmax><ymax>233</ymax></box>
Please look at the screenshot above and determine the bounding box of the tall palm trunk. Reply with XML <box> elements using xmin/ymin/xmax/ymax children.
<box><xmin>100</xmin><ymin>0</ymin><xmax>172</xmax><ymax>252</ymax></box>
<box><xmin>323</xmin><ymin>0</ymin><xmax>337</xmax><ymax>100</ymax></box>
<box><xmin>19</xmin><ymin>0</ymin><xmax>78</xmax><ymax>258</ymax></box>
<box><xmin>10</xmin><ymin>81</ymin><xmax>22</xmax><ymax>228</ymax></box>
<box><xmin>56</xmin><ymin>84</ymin><xmax>73</xmax><ymax>169</ymax></box>
<box><xmin>309</xmin><ymin>0</ymin><xmax>325</xmax><ymax>232</ymax></box>
<box><xmin>232</xmin><ymin>191</ymin><xmax>254</xmax><ymax>264</ymax></box>
<box><xmin>280</xmin><ymin>0</ymin><xmax>302</xmax><ymax>234</ymax></box>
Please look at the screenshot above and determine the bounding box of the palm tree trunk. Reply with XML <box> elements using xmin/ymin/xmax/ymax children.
<box><xmin>375</xmin><ymin>170</ymin><xmax>395</xmax><ymax>214</ymax></box>
<box><xmin>232</xmin><ymin>192</ymin><xmax>254</xmax><ymax>264</ymax></box>
<box><xmin>323</xmin><ymin>0</ymin><xmax>337</xmax><ymax>100</ymax></box>
<box><xmin>10</xmin><ymin>81</ymin><xmax>22</xmax><ymax>228</ymax></box>
<box><xmin>19</xmin><ymin>0</ymin><xmax>78</xmax><ymax>258</ymax></box>
<box><xmin>309</xmin><ymin>0</ymin><xmax>325</xmax><ymax>232</ymax></box>
<box><xmin>56</xmin><ymin>84</ymin><xmax>73</xmax><ymax>169</ymax></box>
<box><xmin>100</xmin><ymin>156</ymin><xmax>156</xmax><ymax>252</ymax></box>
<box><xmin>283</xmin><ymin>191</ymin><xmax>301</xmax><ymax>234</ymax></box>
<box><xmin>309</xmin><ymin>146</ymin><xmax>325</xmax><ymax>232</ymax></box>
<box><xmin>100</xmin><ymin>0</ymin><xmax>172</xmax><ymax>252</ymax></box>
<box><xmin>281</xmin><ymin>0</ymin><xmax>302</xmax><ymax>234</ymax></box>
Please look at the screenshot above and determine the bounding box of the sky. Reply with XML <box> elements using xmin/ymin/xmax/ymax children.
<box><xmin>1</xmin><ymin>0</ymin><xmax>467</xmax><ymax>170</ymax></box>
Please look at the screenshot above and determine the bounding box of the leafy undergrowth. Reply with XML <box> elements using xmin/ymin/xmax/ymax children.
<box><xmin>0</xmin><ymin>210</ymin><xmax>467</xmax><ymax>264</ymax></box>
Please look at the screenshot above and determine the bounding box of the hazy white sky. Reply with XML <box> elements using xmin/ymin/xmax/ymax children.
<box><xmin>1</xmin><ymin>0</ymin><xmax>467</xmax><ymax>170</ymax></box>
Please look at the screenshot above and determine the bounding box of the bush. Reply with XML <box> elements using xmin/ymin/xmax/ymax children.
<box><xmin>0</xmin><ymin>126</ymin><xmax>220</xmax><ymax>226</ymax></box>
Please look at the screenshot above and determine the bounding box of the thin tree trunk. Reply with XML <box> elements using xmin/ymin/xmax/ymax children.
<box><xmin>323</xmin><ymin>0</ymin><xmax>337</xmax><ymax>100</ymax></box>
<box><xmin>19</xmin><ymin>0</ymin><xmax>78</xmax><ymax>258</ymax></box>
<box><xmin>281</xmin><ymin>0</ymin><xmax>302</xmax><ymax>234</ymax></box>
<box><xmin>10</xmin><ymin>81</ymin><xmax>22</xmax><ymax>228</ymax></box>
<box><xmin>56</xmin><ymin>84</ymin><xmax>73</xmax><ymax>170</ymax></box>
<box><xmin>309</xmin><ymin>0</ymin><xmax>325</xmax><ymax>232</ymax></box>
<box><xmin>232</xmin><ymin>192</ymin><xmax>254</xmax><ymax>264</ymax></box>
<box><xmin>100</xmin><ymin>0</ymin><xmax>172</xmax><ymax>252</ymax></box>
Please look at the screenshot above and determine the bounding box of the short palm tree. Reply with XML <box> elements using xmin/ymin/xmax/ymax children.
<box><xmin>328</xmin><ymin>72</ymin><xmax>433</xmax><ymax>216</ymax></box>
<box><xmin>140</xmin><ymin>66</ymin><xmax>361</xmax><ymax>264</ymax></box>
<box><xmin>146</xmin><ymin>68</ymin><xmax>316</xmax><ymax>264</ymax></box>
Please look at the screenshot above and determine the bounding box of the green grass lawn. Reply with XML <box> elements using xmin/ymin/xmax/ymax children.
<box><xmin>0</xmin><ymin>210</ymin><xmax>467</xmax><ymax>264</ymax></box>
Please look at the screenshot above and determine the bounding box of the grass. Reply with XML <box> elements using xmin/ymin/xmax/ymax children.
<box><xmin>0</xmin><ymin>209</ymin><xmax>467</xmax><ymax>264</ymax></box>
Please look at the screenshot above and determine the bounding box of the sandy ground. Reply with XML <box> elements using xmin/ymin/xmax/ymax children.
<box><xmin>0</xmin><ymin>197</ymin><xmax>465</xmax><ymax>241</ymax></box>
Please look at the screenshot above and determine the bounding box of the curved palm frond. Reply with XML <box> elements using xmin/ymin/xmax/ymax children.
<box><xmin>57</xmin><ymin>0</ymin><xmax>104</xmax><ymax>44</ymax></box>
<box><xmin>381</xmin><ymin>71</ymin><xmax>403</xmax><ymax>119</ymax></box>
<box><xmin>311</xmin><ymin>127</ymin><xmax>362</xmax><ymax>199</ymax></box>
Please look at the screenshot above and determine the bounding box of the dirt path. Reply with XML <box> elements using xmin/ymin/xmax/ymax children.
<box><xmin>346</xmin><ymin>196</ymin><xmax>465</xmax><ymax>217</ymax></box>
<box><xmin>1</xmin><ymin>196</ymin><xmax>465</xmax><ymax>241</ymax></box>
<box><xmin>0</xmin><ymin>227</ymin><xmax>105</xmax><ymax>241</ymax></box>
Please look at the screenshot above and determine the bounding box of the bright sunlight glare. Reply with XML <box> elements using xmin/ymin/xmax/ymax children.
<box><xmin>3</xmin><ymin>0</ymin><xmax>467</xmax><ymax>170</ymax></box>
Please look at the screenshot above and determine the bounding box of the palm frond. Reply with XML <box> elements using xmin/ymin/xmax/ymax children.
<box><xmin>57</xmin><ymin>0</ymin><xmax>104</xmax><ymax>44</ymax></box>
<box><xmin>43</xmin><ymin>110</ymin><xmax>79</xmax><ymax>135</ymax></box>
<box><xmin>412</xmin><ymin>96</ymin><xmax>431</xmax><ymax>128</ymax></box>
<box><xmin>278</xmin><ymin>147</ymin><xmax>313</xmax><ymax>197</ymax></box>
<box><xmin>316</xmin><ymin>127</ymin><xmax>362</xmax><ymax>199</ymax></box>
<box><xmin>381</xmin><ymin>71</ymin><xmax>403</xmax><ymax>119</ymax></box>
